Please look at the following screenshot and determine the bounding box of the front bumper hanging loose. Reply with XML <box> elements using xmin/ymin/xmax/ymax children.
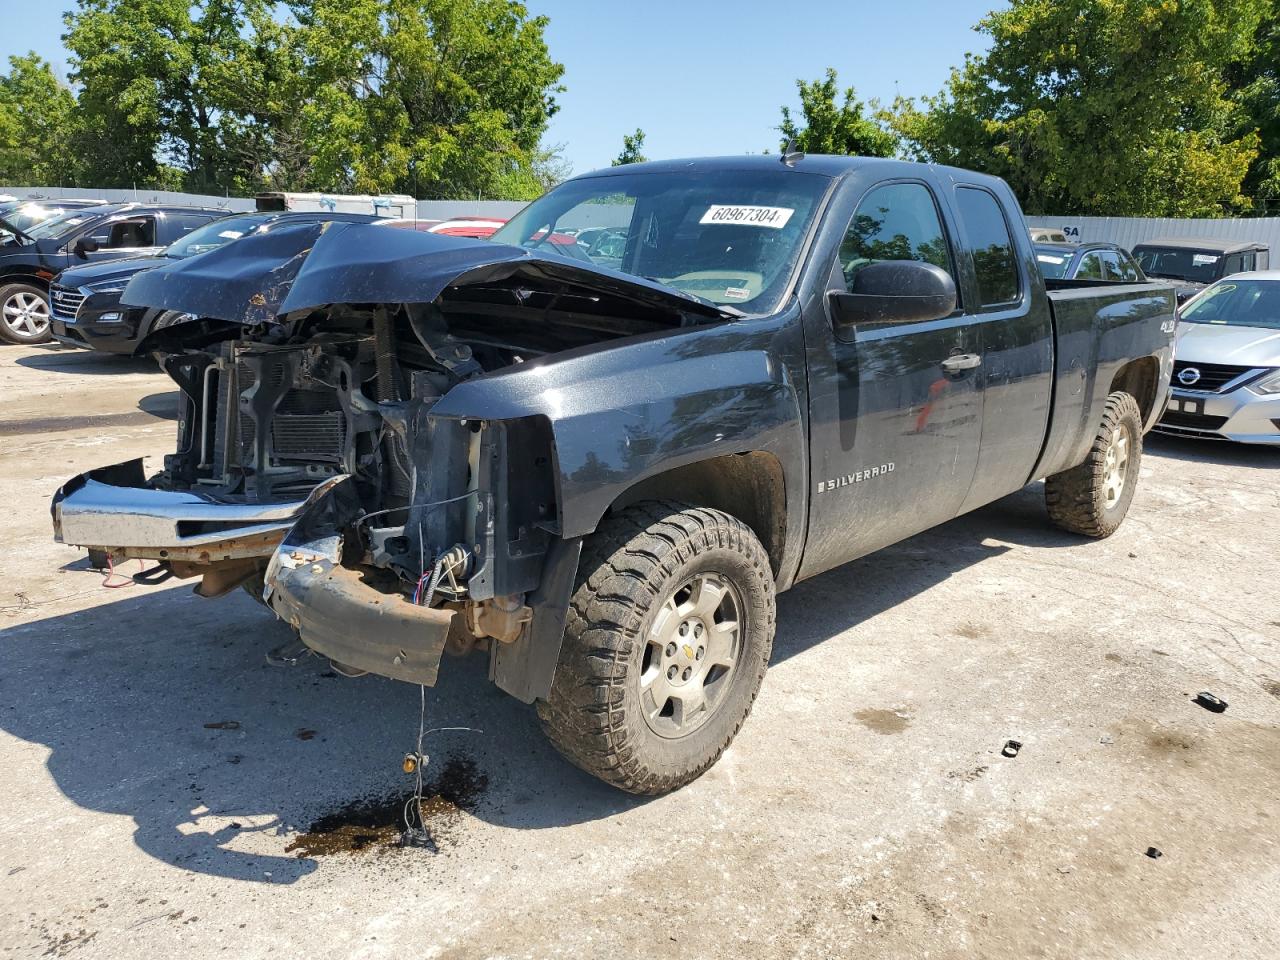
<box><xmin>264</xmin><ymin>477</ymin><xmax>456</xmax><ymax>686</ymax></box>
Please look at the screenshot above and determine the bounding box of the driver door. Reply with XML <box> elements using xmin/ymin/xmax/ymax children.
<box><xmin>798</xmin><ymin>179</ymin><xmax>983</xmax><ymax>579</ymax></box>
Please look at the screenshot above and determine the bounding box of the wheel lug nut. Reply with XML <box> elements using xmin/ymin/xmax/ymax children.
<box><xmin>665</xmin><ymin>642</ymin><xmax>676</xmax><ymax>657</ymax></box>
<box><xmin>667</xmin><ymin>665</ymin><xmax>677</xmax><ymax>680</ymax></box>
<box><xmin>694</xmin><ymin>623</ymin><xmax>704</xmax><ymax>637</ymax></box>
<box><xmin>682</xmin><ymin>667</ymin><xmax>692</xmax><ymax>681</ymax></box>
<box><xmin>696</xmin><ymin>646</ymin><xmax>704</xmax><ymax>660</ymax></box>
<box><xmin>679</xmin><ymin>622</ymin><xmax>688</xmax><ymax>636</ymax></box>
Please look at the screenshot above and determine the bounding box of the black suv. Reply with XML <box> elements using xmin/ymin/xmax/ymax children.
<box><xmin>1132</xmin><ymin>237</ymin><xmax>1271</xmax><ymax>303</ymax></box>
<box><xmin>49</xmin><ymin>211</ymin><xmax>384</xmax><ymax>355</ymax></box>
<box><xmin>0</xmin><ymin>203</ymin><xmax>226</xmax><ymax>344</ymax></box>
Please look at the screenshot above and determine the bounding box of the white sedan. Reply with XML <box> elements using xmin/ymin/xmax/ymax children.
<box><xmin>1157</xmin><ymin>270</ymin><xmax>1280</xmax><ymax>444</ymax></box>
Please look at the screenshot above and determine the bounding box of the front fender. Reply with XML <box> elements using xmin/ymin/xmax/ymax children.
<box><xmin>431</xmin><ymin>320</ymin><xmax>807</xmax><ymax>541</ymax></box>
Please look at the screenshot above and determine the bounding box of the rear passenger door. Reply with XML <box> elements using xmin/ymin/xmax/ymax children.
<box><xmin>949</xmin><ymin>184</ymin><xmax>1054</xmax><ymax>512</ymax></box>
<box><xmin>157</xmin><ymin>212</ymin><xmax>219</xmax><ymax>247</ymax></box>
<box><xmin>799</xmin><ymin>179</ymin><xmax>984</xmax><ymax>578</ymax></box>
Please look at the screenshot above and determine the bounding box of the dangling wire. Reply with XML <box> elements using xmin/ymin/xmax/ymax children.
<box><xmin>402</xmin><ymin>683</ymin><xmax>482</xmax><ymax>847</ymax></box>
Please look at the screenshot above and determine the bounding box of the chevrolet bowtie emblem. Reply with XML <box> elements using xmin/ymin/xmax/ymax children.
<box><xmin>683</xmin><ymin>645</ymin><xmax>695</xmax><ymax>658</ymax></box>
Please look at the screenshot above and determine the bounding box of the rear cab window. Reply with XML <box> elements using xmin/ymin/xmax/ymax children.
<box><xmin>954</xmin><ymin>187</ymin><xmax>1020</xmax><ymax>309</ymax></box>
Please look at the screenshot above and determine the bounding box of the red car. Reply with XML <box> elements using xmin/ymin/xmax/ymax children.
<box><xmin>382</xmin><ymin>216</ymin><xmax>589</xmax><ymax>259</ymax></box>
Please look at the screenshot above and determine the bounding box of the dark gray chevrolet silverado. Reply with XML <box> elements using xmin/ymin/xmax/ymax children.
<box><xmin>52</xmin><ymin>156</ymin><xmax>1175</xmax><ymax>794</ymax></box>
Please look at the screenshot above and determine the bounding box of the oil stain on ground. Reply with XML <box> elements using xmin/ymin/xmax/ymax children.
<box><xmin>286</xmin><ymin>756</ymin><xmax>488</xmax><ymax>858</ymax></box>
<box><xmin>854</xmin><ymin>708</ymin><xmax>912</xmax><ymax>735</ymax></box>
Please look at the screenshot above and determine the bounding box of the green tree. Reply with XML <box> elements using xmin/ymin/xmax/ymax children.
<box><xmin>60</xmin><ymin>0</ymin><xmax>564</xmax><ymax>198</ymax></box>
<box><xmin>289</xmin><ymin>0</ymin><xmax>564</xmax><ymax>199</ymax></box>
<box><xmin>612</xmin><ymin>128</ymin><xmax>647</xmax><ymax>166</ymax></box>
<box><xmin>891</xmin><ymin>0</ymin><xmax>1269</xmax><ymax>217</ymax></box>
<box><xmin>63</xmin><ymin>0</ymin><xmax>278</xmax><ymax>192</ymax></box>
<box><xmin>0</xmin><ymin>54</ymin><xmax>80</xmax><ymax>185</ymax></box>
<box><xmin>1230</xmin><ymin>2</ymin><xmax>1280</xmax><ymax>207</ymax></box>
<box><xmin>778</xmin><ymin>68</ymin><xmax>896</xmax><ymax>157</ymax></box>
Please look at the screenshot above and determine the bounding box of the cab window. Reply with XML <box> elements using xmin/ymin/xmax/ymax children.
<box><xmin>1114</xmin><ymin>250</ymin><xmax>1142</xmax><ymax>281</ymax></box>
<box><xmin>1076</xmin><ymin>252</ymin><xmax>1103</xmax><ymax>280</ymax></box>
<box><xmin>81</xmin><ymin>217</ymin><xmax>156</xmax><ymax>249</ymax></box>
<box><xmin>839</xmin><ymin>181</ymin><xmax>955</xmax><ymax>292</ymax></box>
<box><xmin>954</xmin><ymin>187</ymin><xmax>1019</xmax><ymax>307</ymax></box>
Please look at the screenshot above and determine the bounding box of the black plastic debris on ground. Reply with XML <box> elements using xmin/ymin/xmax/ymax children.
<box><xmin>285</xmin><ymin>756</ymin><xmax>488</xmax><ymax>858</ymax></box>
<box><xmin>1001</xmin><ymin>739</ymin><xmax>1022</xmax><ymax>758</ymax></box>
<box><xmin>1146</xmin><ymin>847</ymin><xmax>1163</xmax><ymax>860</ymax></box>
<box><xmin>1193</xmin><ymin>692</ymin><xmax>1228</xmax><ymax>713</ymax></box>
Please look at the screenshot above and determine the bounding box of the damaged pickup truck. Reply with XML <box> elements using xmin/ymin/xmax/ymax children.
<box><xmin>52</xmin><ymin>156</ymin><xmax>1175</xmax><ymax>794</ymax></box>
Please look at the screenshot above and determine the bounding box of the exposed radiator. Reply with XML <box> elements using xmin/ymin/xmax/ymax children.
<box><xmin>209</xmin><ymin>347</ymin><xmax>352</xmax><ymax>498</ymax></box>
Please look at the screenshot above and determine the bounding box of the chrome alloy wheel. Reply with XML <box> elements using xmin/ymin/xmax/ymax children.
<box><xmin>2</xmin><ymin>290</ymin><xmax>50</xmax><ymax>339</ymax></box>
<box><xmin>640</xmin><ymin>572</ymin><xmax>743</xmax><ymax>738</ymax></box>
<box><xmin>1102</xmin><ymin>425</ymin><xmax>1131</xmax><ymax>509</ymax></box>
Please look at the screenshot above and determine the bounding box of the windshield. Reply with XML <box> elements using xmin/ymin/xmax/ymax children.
<box><xmin>1034</xmin><ymin>245</ymin><xmax>1072</xmax><ymax>279</ymax></box>
<box><xmin>21</xmin><ymin>208</ymin><xmax>115</xmax><ymax>241</ymax></box>
<box><xmin>1135</xmin><ymin>247</ymin><xmax>1221</xmax><ymax>284</ymax></box>
<box><xmin>1180</xmin><ymin>279</ymin><xmax>1280</xmax><ymax>330</ymax></box>
<box><xmin>1</xmin><ymin>202</ymin><xmax>88</xmax><ymax>235</ymax></box>
<box><xmin>490</xmin><ymin>168</ymin><xmax>832</xmax><ymax>314</ymax></box>
<box><xmin>165</xmin><ymin>213</ymin><xmax>275</xmax><ymax>258</ymax></box>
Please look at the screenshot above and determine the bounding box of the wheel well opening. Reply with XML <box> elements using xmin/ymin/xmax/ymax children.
<box><xmin>1110</xmin><ymin>357</ymin><xmax>1160</xmax><ymax>424</ymax></box>
<box><xmin>609</xmin><ymin>452</ymin><xmax>787</xmax><ymax>576</ymax></box>
<box><xmin>0</xmin><ymin>275</ymin><xmax>49</xmax><ymax>292</ymax></box>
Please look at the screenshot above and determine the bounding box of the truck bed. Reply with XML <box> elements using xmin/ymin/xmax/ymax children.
<box><xmin>1036</xmin><ymin>281</ymin><xmax>1176</xmax><ymax>481</ymax></box>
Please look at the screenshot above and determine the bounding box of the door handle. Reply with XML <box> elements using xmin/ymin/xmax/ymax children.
<box><xmin>940</xmin><ymin>353</ymin><xmax>982</xmax><ymax>373</ymax></box>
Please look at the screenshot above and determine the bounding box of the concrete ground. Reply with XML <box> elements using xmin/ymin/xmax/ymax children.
<box><xmin>1</xmin><ymin>340</ymin><xmax>1278</xmax><ymax>960</ymax></box>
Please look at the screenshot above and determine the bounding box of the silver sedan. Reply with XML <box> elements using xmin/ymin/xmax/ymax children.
<box><xmin>1157</xmin><ymin>271</ymin><xmax>1280</xmax><ymax>444</ymax></box>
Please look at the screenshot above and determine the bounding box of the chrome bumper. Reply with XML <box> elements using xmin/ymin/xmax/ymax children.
<box><xmin>51</xmin><ymin>459</ymin><xmax>336</xmax><ymax>562</ymax></box>
<box><xmin>1156</xmin><ymin>387</ymin><xmax>1280</xmax><ymax>445</ymax></box>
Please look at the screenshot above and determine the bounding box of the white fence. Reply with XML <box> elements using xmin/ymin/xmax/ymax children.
<box><xmin>1025</xmin><ymin>214</ymin><xmax>1280</xmax><ymax>251</ymax></box>
<box><xmin>1</xmin><ymin>185</ymin><xmax>527</xmax><ymax>222</ymax></box>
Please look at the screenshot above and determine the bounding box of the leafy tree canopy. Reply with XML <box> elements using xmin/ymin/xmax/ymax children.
<box><xmin>0</xmin><ymin>55</ymin><xmax>78</xmax><ymax>186</ymax></box>
<box><xmin>612</xmin><ymin>128</ymin><xmax>647</xmax><ymax>166</ymax></box>
<box><xmin>891</xmin><ymin>0</ymin><xmax>1272</xmax><ymax>216</ymax></box>
<box><xmin>5</xmin><ymin>0</ymin><xmax>566</xmax><ymax>198</ymax></box>
<box><xmin>778</xmin><ymin>69</ymin><xmax>896</xmax><ymax>158</ymax></box>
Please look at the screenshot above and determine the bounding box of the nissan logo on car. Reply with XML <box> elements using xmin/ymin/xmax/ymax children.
<box><xmin>1178</xmin><ymin>367</ymin><xmax>1201</xmax><ymax>386</ymax></box>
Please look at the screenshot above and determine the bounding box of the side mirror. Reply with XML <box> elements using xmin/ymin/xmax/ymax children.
<box><xmin>74</xmin><ymin>237</ymin><xmax>100</xmax><ymax>258</ymax></box>
<box><xmin>828</xmin><ymin>260</ymin><xmax>957</xmax><ymax>328</ymax></box>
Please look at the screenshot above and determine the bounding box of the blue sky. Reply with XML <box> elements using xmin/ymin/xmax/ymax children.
<box><xmin>0</xmin><ymin>0</ymin><xmax>1002</xmax><ymax>175</ymax></box>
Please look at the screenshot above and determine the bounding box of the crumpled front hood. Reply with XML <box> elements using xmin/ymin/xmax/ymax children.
<box><xmin>1176</xmin><ymin>321</ymin><xmax>1280</xmax><ymax>367</ymax></box>
<box><xmin>59</xmin><ymin>255</ymin><xmax>168</xmax><ymax>289</ymax></box>
<box><xmin>121</xmin><ymin>220</ymin><xmax>737</xmax><ymax>325</ymax></box>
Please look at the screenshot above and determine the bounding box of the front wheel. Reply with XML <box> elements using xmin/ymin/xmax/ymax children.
<box><xmin>1045</xmin><ymin>391</ymin><xmax>1144</xmax><ymax>538</ymax></box>
<box><xmin>0</xmin><ymin>282</ymin><xmax>52</xmax><ymax>344</ymax></box>
<box><xmin>537</xmin><ymin>502</ymin><xmax>776</xmax><ymax>795</ymax></box>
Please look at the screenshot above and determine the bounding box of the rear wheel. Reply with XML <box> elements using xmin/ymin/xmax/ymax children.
<box><xmin>537</xmin><ymin>502</ymin><xmax>775</xmax><ymax>795</ymax></box>
<box><xmin>1045</xmin><ymin>391</ymin><xmax>1143</xmax><ymax>538</ymax></box>
<box><xmin>0</xmin><ymin>282</ymin><xmax>52</xmax><ymax>344</ymax></box>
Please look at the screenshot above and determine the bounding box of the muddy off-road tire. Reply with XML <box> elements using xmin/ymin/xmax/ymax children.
<box><xmin>1045</xmin><ymin>391</ymin><xmax>1143</xmax><ymax>538</ymax></box>
<box><xmin>537</xmin><ymin>502</ymin><xmax>775</xmax><ymax>795</ymax></box>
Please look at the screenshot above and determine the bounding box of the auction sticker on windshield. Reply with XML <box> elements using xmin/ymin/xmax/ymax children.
<box><xmin>700</xmin><ymin>205</ymin><xmax>794</xmax><ymax>229</ymax></box>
